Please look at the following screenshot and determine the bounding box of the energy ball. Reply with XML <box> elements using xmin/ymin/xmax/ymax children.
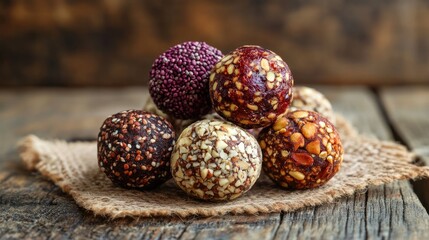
<box><xmin>98</xmin><ymin>110</ymin><xmax>176</xmax><ymax>189</ymax></box>
<box><xmin>149</xmin><ymin>41</ymin><xmax>223</xmax><ymax>119</ymax></box>
<box><xmin>289</xmin><ymin>86</ymin><xmax>336</xmax><ymax>125</ymax></box>
<box><xmin>258</xmin><ymin>110</ymin><xmax>343</xmax><ymax>190</ymax></box>
<box><xmin>209</xmin><ymin>45</ymin><xmax>294</xmax><ymax>129</ymax></box>
<box><xmin>143</xmin><ymin>96</ymin><xmax>169</xmax><ymax>120</ymax></box>
<box><xmin>143</xmin><ymin>97</ymin><xmax>194</xmax><ymax>133</ymax></box>
<box><xmin>201</xmin><ymin>110</ymin><xmax>225</xmax><ymax>122</ymax></box>
<box><xmin>171</xmin><ymin>119</ymin><xmax>262</xmax><ymax>201</ymax></box>
<box><xmin>200</xmin><ymin>111</ymin><xmax>262</xmax><ymax>137</ymax></box>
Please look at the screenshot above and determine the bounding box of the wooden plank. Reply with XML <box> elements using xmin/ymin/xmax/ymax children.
<box><xmin>0</xmin><ymin>88</ymin><xmax>148</xmax><ymax>167</ymax></box>
<box><xmin>1</xmin><ymin>1</ymin><xmax>429</xmax><ymax>87</ymax></box>
<box><xmin>316</xmin><ymin>85</ymin><xmax>393</xmax><ymax>141</ymax></box>
<box><xmin>274</xmin><ymin>182</ymin><xmax>429</xmax><ymax>240</ymax></box>
<box><xmin>379</xmin><ymin>86</ymin><xmax>429</xmax><ymax>211</ymax></box>
<box><xmin>379</xmin><ymin>86</ymin><xmax>429</xmax><ymax>163</ymax></box>
<box><xmin>178</xmin><ymin>214</ymin><xmax>281</xmax><ymax>240</ymax></box>
<box><xmin>0</xmin><ymin>87</ymin><xmax>428</xmax><ymax>239</ymax></box>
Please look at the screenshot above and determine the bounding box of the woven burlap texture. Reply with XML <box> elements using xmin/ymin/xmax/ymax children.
<box><xmin>19</xmin><ymin>115</ymin><xmax>429</xmax><ymax>219</ymax></box>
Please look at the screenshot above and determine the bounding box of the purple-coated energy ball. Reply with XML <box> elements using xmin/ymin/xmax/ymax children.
<box><xmin>98</xmin><ymin>110</ymin><xmax>176</xmax><ymax>189</ymax></box>
<box><xmin>149</xmin><ymin>41</ymin><xmax>223</xmax><ymax>120</ymax></box>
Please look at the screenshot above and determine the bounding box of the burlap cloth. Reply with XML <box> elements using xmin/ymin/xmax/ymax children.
<box><xmin>19</xmin><ymin>115</ymin><xmax>429</xmax><ymax>219</ymax></box>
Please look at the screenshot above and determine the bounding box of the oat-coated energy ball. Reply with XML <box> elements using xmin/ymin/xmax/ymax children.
<box><xmin>209</xmin><ymin>45</ymin><xmax>294</xmax><ymax>129</ymax></box>
<box><xmin>258</xmin><ymin>110</ymin><xmax>343</xmax><ymax>190</ymax></box>
<box><xmin>171</xmin><ymin>119</ymin><xmax>262</xmax><ymax>201</ymax></box>
<box><xmin>289</xmin><ymin>86</ymin><xmax>336</xmax><ymax>125</ymax></box>
<box><xmin>143</xmin><ymin>97</ymin><xmax>194</xmax><ymax>133</ymax></box>
<box><xmin>149</xmin><ymin>41</ymin><xmax>223</xmax><ymax>119</ymax></box>
<box><xmin>98</xmin><ymin>110</ymin><xmax>176</xmax><ymax>189</ymax></box>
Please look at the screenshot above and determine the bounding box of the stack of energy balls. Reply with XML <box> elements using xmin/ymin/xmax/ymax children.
<box><xmin>97</xmin><ymin>41</ymin><xmax>343</xmax><ymax>201</ymax></box>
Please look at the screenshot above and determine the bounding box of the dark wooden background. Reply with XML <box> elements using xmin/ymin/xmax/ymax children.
<box><xmin>1</xmin><ymin>0</ymin><xmax>429</xmax><ymax>87</ymax></box>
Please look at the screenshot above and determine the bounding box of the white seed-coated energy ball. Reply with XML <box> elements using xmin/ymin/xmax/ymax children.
<box><xmin>171</xmin><ymin>119</ymin><xmax>262</xmax><ymax>201</ymax></box>
<box><xmin>289</xmin><ymin>86</ymin><xmax>336</xmax><ymax>125</ymax></box>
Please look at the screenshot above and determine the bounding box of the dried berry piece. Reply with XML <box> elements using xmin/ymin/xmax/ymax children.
<box><xmin>258</xmin><ymin>110</ymin><xmax>343</xmax><ymax>190</ymax></box>
<box><xmin>288</xmin><ymin>86</ymin><xmax>336</xmax><ymax>125</ymax></box>
<box><xmin>209</xmin><ymin>45</ymin><xmax>294</xmax><ymax>129</ymax></box>
<box><xmin>171</xmin><ymin>119</ymin><xmax>262</xmax><ymax>201</ymax></box>
<box><xmin>149</xmin><ymin>41</ymin><xmax>223</xmax><ymax>119</ymax></box>
<box><xmin>97</xmin><ymin>110</ymin><xmax>176</xmax><ymax>189</ymax></box>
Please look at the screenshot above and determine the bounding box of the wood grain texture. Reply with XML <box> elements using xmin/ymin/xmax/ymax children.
<box><xmin>379</xmin><ymin>86</ymin><xmax>429</xmax><ymax>163</ymax></box>
<box><xmin>1</xmin><ymin>0</ymin><xmax>429</xmax><ymax>87</ymax></box>
<box><xmin>0</xmin><ymin>87</ymin><xmax>428</xmax><ymax>239</ymax></box>
<box><xmin>316</xmin><ymin>85</ymin><xmax>393</xmax><ymax>140</ymax></box>
<box><xmin>379</xmin><ymin>86</ymin><xmax>429</xmax><ymax>211</ymax></box>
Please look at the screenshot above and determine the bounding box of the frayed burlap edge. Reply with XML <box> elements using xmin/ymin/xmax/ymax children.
<box><xmin>18</xmin><ymin>116</ymin><xmax>429</xmax><ymax>219</ymax></box>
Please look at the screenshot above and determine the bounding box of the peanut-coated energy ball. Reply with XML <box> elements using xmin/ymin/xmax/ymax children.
<box><xmin>289</xmin><ymin>86</ymin><xmax>336</xmax><ymax>125</ymax></box>
<box><xmin>98</xmin><ymin>110</ymin><xmax>176</xmax><ymax>189</ymax></box>
<box><xmin>209</xmin><ymin>45</ymin><xmax>294</xmax><ymax>129</ymax></box>
<box><xmin>171</xmin><ymin>119</ymin><xmax>262</xmax><ymax>201</ymax></box>
<box><xmin>149</xmin><ymin>41</ymin><xmax>223</xmax><ymax>119</ymax></box>
<box><xmin>258</xmin><ymin>110</ymin><xmax>343</xmax><ymax>190</ymax></box>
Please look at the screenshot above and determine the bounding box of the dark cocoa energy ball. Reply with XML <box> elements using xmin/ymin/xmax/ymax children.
<box><xmin>258</xmin><ymin>110</ymin><xmax>343</xmax><ymax>190</ymax></box>
<box><xmin>98</xmin><ymin>110</ymin><xmax>176</xmax><ymax>189</ymax></box>
<box><xmin>149</xmin><ymin>41</ymin><xmax>223</xmax><ymax>119</ymax></box>
<box><xmin>209</xmin><ymin>45</ymin><xmax>294</xmax><ymax>129</ymax></box>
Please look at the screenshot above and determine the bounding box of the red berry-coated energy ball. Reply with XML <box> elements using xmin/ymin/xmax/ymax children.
<box><xmin>209</xmin><ymin>45</ymin><xmax>294</xmax><ymax>129</ymax></box>
<box><xmin>258</xmin><ymin>110</ymin><xmax>343</xmax><ymax>190</ymax></box>
<box><xmin>289</xmin><ymin>86</ymin><xmax>336</xmax><ymax>125</ymax></box>
<box><xmin>98</xmin><ymin>110</ymin><xmax>176</xmax><ymax>189</ymax></box>
<box><xmin>149</xmin><ymin>41</ymin><xmax>223</xmax><ymax>120</ymax></box>
<box><xmin>171</xmin><ymin>119</ymin><xmax>262</xmax><ymax>201</ymax></box>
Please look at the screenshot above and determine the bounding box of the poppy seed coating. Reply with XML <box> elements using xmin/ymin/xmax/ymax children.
<box><xmin>98</xmin><ymin>110</ymin><xmax>176</xmax><ymax>189</ymax></box>
<box><xmin>149</xmin><ymin>41</ymin><xmax>223</xmax><ymax>120</ymax></box>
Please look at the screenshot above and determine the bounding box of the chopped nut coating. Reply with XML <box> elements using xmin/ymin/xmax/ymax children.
<box><xmin>258</xmin><ymin>110</ymin><xmax>343</xmax><ymax>190</ymax></box>
<box><xmin>171</xmin><ymin>119</ymin><xmax>262</xmax><ymax>201</ymax></box>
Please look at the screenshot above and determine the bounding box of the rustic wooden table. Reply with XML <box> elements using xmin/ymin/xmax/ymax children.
<box><xmin>1</xmin><ymin>86</ymin><xmax>428</xmax><ymax>239</ymax></box>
